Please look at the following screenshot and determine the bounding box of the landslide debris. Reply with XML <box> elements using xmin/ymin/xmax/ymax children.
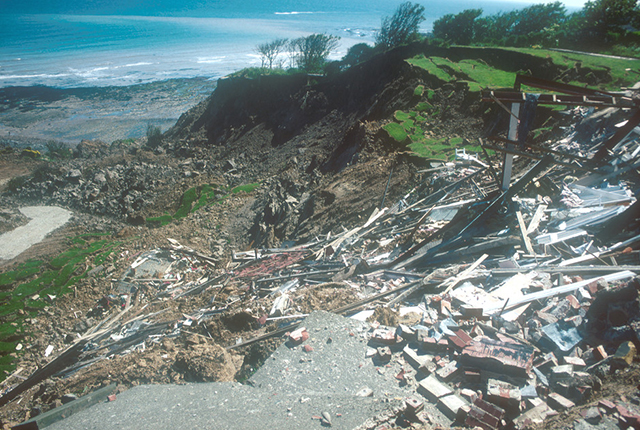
<box><xmin>1</xmin><ymin>43</ymin><xmax>638</xmax><ymax>429</ymax></box>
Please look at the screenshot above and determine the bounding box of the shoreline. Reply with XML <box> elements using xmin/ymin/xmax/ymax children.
<box><xmin>0</xmin><ymin>77</ymin><xmax>217</xmax><ymax>148</ymax></box>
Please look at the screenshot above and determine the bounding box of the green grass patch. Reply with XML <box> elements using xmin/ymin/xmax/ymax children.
<box><xmin>0</xmin><ymin>234</ymin><xmax>124</xmax><ymax>380</ymax></box>
<box><xmin>0</xmin><ymin>260</ymin><xmax>43</xmax><ymax>286</ymax></box>
<box><xmin>174</xmin><ymin>187</ymin><xmax>198</xmax><ymax>219</ymax></box>
<box><xmin>407</xmin><ymin>47</ymin><xmax>639</xmax><ymax>93</ymax></box>
<box><xmin>147</xmin><ymin>213</ymin><xmax>173</xmax><ymax>227</ymax></box>
<box><xmin>457</xmin><ymin>60</ymin><xmax>516</xmax><ymax>92</ymax></box>
<box><xmin>192</xmin><ymin>184</ymin><xmax>219</xmax><ymax>212</ymax></box>
<box><xmin>414</xmin><ymin>85</ymin><xmax>424</xmax><ymax>96</ymax></box>
<box><xmin>407</xmin><ymin>55</ymin><xmax>455</xmax><ymax>82</ymax></box>
<box><xmin>231</xmin><ymin>183</ymin><xmax>260</xmax><ymax>194</ymax></box>
<box><xmin>409</xmin><ymin>138</ymin><xmax>451</xmax><ymax>160</ymax></box>
<box><xmin>401</xmin><ymin>119</ymin><xmax>415</xmax><ymax>130</ymax></box>
<box><xmin>426</xmin><ymin>89</ymin><xmax>436</xmax><ymax>100</ymax></box>
<box><xmin>415</xmin><ymin>102</ymin><xmax>433</xmax><ymax>112</ymax></box>
<box><xmin>384</xmin><ymin>123</ymin><xmax>408</xmax><ymax>142</ymax></box>
<box><xmin>503</xmin><ymin>47</ymin><xmax>640</xmax><ymax>89</ymax></box>
<box><xmin>146</xmin><ymin>182</ymin><xmax>261</xmax><ymax>227</ymax></box>
<box><xmin>394</xmin><ymin>111</ymin><xmax>411</xmax><ymax>121</ymax></box>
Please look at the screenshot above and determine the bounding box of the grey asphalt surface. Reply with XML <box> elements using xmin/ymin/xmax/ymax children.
<box><xmin>43</xmin><ymin>311</ymin><xmax>450</xmax><ymax>430</ymax></box>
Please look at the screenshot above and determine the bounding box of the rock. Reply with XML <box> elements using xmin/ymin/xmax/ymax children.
<box><xmin>66</xmin><ymin>169</ymin><xmax>82</xmax><ymax>182</ymax></box>
<box><xmin>356</xmin><ymin>388</ymin><xmax>373</xmax><ymax>397</ymax></box>
<box><xmin>224</xmin><ymin>159</ymin><xmax>238</xmax><ymax>171</ymax></box>
<box><xmin>61</xmin><ymin>393</ymin><xmax>78</xmax><ymax>404</ymax></box>
<box><xmin>75</xmin><ymin>139</ymin><xmax>109</xmax><ymax>158</ymax></box>
<box><xmin>613</xmin><ymin>341</ymin><xmax>636</xmax><ymax>366</ymax></box>
<box><xmin>582</xmin><ymin>406</ymin><xmax>601</xmax><ymax>423</ymax></box>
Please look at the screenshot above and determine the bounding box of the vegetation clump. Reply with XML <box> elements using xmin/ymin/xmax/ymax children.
<box><xmin>0</xmin><ymin>235</ymin><xmax>122</xmax><ymax>377</ymax></box>
<box><xmin>147</xmin><ymin>182</ymin><xmax>260</xmax><ymax>227</ymax></box>
<box><xmin>45</xmin><ymin>140</ymin><xmax>71</xmax><ymax>159</ymax></box>
<box><xmin>146</xmin><ymin>124</ymin><xmax>163</xmax><ymax>149</ymax></box>
<box><xmin>431</xmin><ymin>0</ymin><xmax>640</xmax><ymax>54</ymax></box>
<box><xmin>376</xmin><ymin>1</ymin><xmax>426</xmax><ymax>49</ymax></box>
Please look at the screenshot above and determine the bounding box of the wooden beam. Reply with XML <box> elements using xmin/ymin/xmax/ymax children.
<box><xmin>594</xmin><ymin>109</ymin><xmax>640</xmax><ymax>160</ymax></box>
<box><xmin>490</xmin><ymin>266</ymin><xmax>640</xmax><ymax>277</ymax></box>
<box><xmin>516</xmin><ymin>211</ymin><xmax>535</xmax><ymax>255</ymax></box>
<box><xmin>482</xmin><ymin>90</ymin><xmax>636</xmax><ymax>108</ymax></box>
<box><xmin>482</xmin><ymin>144</ymin><xmax>594</xmax><ymax>172</ymax></box>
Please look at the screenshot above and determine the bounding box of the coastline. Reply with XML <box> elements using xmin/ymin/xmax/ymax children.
<box><xmin>0</xmin><ymin>77</ymin><xmax>217</xmax><ymax>148</ymax></box>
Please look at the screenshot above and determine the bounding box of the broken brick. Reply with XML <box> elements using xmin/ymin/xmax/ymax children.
<box><xmin>547</xmin><ymin>392</ymin><xmax>575</xmax><ymax>411</ymax></box>
<box><xmin>371</xmin><ymin>328</ymin><xmax>399</xmax><ymax>345</ymax></box>
<box><xmin>417</xmin><ymin>374</ymin><xmax>453</xmax><ymax>402</ymax></box>
<box><xmin>594</xmin><ymin>345</ymin><xmax>608</xmax><ymax>361</ymax></box>
<box><xmin>461</xmin><ymin>336</ymin><xmax>534</xmax><ymax>378</ymax></box>
<box><xmin>288</xmin><ymin>327</ymin><xmax>309</xmax><ymax>344</ymax></box>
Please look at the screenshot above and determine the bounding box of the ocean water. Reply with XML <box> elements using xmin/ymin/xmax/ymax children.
<box><xmin>0</xmin><ymin>0</ymin><xmax>541</xmax><ymax>88</ymax></box>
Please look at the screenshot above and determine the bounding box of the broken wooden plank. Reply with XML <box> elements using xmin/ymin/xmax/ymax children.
<box><xmin>442</xmin><ymin>254</ymin><xmax>489</xmax><ymax>295</ymax></box>
<box><xmin>516</xmin><ymin>211</ymin><xmax>535</xmax><ymax>255</ymax></box>
<box><xmin>484</xmin><ymin>271</ymin><xmax>636</xmax><ymax>314</ymax></box>
<box><xmin>490</xmin><ymin>265</ymin><xmax>640</xmax><ymax>277</ymax></box>
<box><xmin>594</xmin><ymin>109</ymin><xmax>640</xmax><ymax>160</ymax></box>
<box><xmin>0</xmin><ymin>341</ymin><xmax>87</xmax><ymax>408</ymax></box>
<box><xmin>526</xmin><ymin>204</ymin><xmax>547</xmax><ymax>235</ymax></box>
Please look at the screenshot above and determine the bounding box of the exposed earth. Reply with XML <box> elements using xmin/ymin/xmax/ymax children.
<box><xmin>0</xmin><ymin>42</ymin><xmax>639</xmax><ymax>429</ymax></box>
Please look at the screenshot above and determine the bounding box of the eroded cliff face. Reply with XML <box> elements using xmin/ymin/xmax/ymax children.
<box><xmin>141</xmin><ymin>43</ymin><xmax>572</xmax><ymax>247</ymax></box>
<box><xmin>165</xmin><ymin>46</ymin><xmax>437</xmax><ymax>177</ymax></box>
<box><xmin>165</xmin><ymin>42</ymin><xmax>607</xmax><ymax>182</ymax></box>
<box><xmin>162</xmin><ymin>46</ymin><xmax>448</xmax><ymax>247</ymax></box>
<box><xmin>4</xmin><ymin>43</ymin><xmax>600</xmax><ymax>248</ymax></box>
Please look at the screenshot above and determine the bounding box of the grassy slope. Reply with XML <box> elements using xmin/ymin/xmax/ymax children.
<box><xmin>394</xmin><ymin>46</ymin><xmax>640</xmax><ymax>159</ymax></box>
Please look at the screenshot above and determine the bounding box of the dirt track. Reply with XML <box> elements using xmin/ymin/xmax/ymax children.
<box><xmin>0</xmin><ymin>206</ymin><xmax>72</xmax><ymax>260</ymax></box>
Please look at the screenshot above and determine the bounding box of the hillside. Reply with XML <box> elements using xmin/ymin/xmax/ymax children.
<box><xmin>0</xmin><ymin>43</ymin><xmax>639</xmax><ymax>428</ymax></box>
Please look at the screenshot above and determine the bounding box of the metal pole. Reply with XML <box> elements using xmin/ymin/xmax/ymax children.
<box><xmin>501</xmin><ymin>102</ymin><xmax>520</xmax><ymax>190</ymax></box>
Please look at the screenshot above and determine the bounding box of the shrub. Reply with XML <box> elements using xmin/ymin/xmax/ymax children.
<box><xmin>45</xmin><ymin>140</ymin><xmax>71</xmax><ymax>159</ymax></box>
<box><xmin>146</xmin><ymin>124</ymin><xmax>162</xmax><ymax>148</ymax></box>
<box><xmin>376</xmin><ymin>2</ymin><xmax>426</xmax><ymax>49</ymax></box>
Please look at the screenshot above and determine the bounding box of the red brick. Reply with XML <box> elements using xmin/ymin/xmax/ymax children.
<box><xmin>598</xmin><ymin>399</ymin><xmax>616</xmax><ymax>412</ymax></box>
<box><xmin>594</xmin><ymin>345</ymin><xmax>608</xmax><ymax>361</ymax></box>
<box><xmin>547</xmin><ymin>392</ymin><xmax>575</xmax><ymax>411</ymax></box>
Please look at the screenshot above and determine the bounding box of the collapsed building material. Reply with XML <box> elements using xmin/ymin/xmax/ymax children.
<box><xmin>461</xmin><ymin>336</ymin><xmax>534</xmax><ymax>378</ymax></box>
<box><xmin>6</xmin><ymin>72</ymin><xmax>640</xmax><ymax>430</ymax></box>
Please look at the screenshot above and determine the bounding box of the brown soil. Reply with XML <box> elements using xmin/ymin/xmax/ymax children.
<box><xmin>1</xmin><ymin>44</ymin><xmax>628</xmax><ymax>429</ymax></box>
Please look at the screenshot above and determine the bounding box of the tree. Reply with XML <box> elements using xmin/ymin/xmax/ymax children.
<box><xmin>512</xmin><ymin>2</ymin><xmax>566</xmax><ymax>37</ymax></box>
<box><xmin>473</xmin><ymin>12</ymin><xmax>518</xmax><ymax>45</ymax></box>
<box><xmin>342</xmin><ymin>43</ymin><xmax>376</xmax><ymax>67</ymax></box>
<box><xmin>290</xmin><ymin>34</ymin><xmax>340</xmax><ymax>72</ymax></box>
<box><xmin>376</xmin><ymin>2</ymin><xmax>426</xmax><ymax>49</ymax></box>
<box><xmin>255</xmin><ymin>38</ymin><xmax>289</xmax><ymax>69</ymax></box>
<box><xmin>583</xmin><ymin>0</ymin><xmax>639</xmax><ymax>40</ymax></box>
<box><xmin>432</xmin><ymin>9</ymin><xmax>483</xmax><ymax>45</ymax></box>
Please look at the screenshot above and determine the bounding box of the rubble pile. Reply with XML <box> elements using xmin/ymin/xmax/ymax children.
<box><xmin>4</xmin><ymin>142</ymin><xmax>217</xmax><ymax>223</ymax></box>
<box><xmin>3</xmin><ymin>75</ymin><xmax>640</xmax><ymax>429</ymax></box>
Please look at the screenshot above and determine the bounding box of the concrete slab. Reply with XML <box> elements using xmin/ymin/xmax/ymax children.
<box><xmin>417</xmin><ymin>375</ymin><xmax>453</xmax><ymax>402</ymax></box>
<box><xmin>250</xmin><ymin>311</ymin><xmax>414</xmax><ymax>398</ymax></box>
<box><xmin>438</xmin><ymin>394</ymin><xmax>468</xmax><ymax>419</ymax></box>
